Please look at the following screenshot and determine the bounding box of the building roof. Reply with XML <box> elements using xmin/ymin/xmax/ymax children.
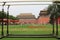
<box><xmin>20</xmin><ymin>13</ymin><xmax>32</xmax><ymax>16</ymax></box>
<box><xmin>17</xmin><ymin>13</ymin><xmax>36</xmax><ymax>19</ymax></box>
<box><xmin>37</xmin><ymin>10</ymin><xmax>50</xmax><ymax>19</ymax></box>
<box><xmin>39</xmin><ymin>10</ymin><xmax>48</xmax><ymax>15</ymax></box>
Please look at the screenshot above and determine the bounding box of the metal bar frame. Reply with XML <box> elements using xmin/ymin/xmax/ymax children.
<box><xmin>0</xmin><ymin>2</ymin><xmax>6</xmax><ymax>39</ymax></box>
<box><xmin>0</xmin><ymin>1</ymin><xmax>55</xmax><ymax>3</ymax></box>
<box><xmin>55</xmin><ymin>2</ymin><xmax>60</xmax><ymax>39</ymax></box>
<box><xmin>0</xmin><ymin>1</ymin><xmax>59</xmax><ymax>39</ymax></box>
<box><xmin>5</xmin><ymin>1</ymin><xmax>56</xmax><ymax>38</ymax></box>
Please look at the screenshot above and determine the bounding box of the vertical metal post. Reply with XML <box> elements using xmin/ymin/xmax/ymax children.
<box><xmin>1</xmin><ymin>2</ymin><xmax>6</xmax><ymax>37</ymax></box>
<box><xmin>55</xmin><ymin>4</ymin><xmax>58</xmax><ymax>37</ymax></box>
<box><xmin>54</xmin><ymin>2</ymin><xmax>58</xmax><ymax>37</ymax></box>
<box><xmin>52</xmin><ymin>19</ymin><xmax>54</xmax><ymax>35</ymax></box>
<box><xmin>7</xmin><ymin>5</ymin><xmax>10</xmax><ymax>36</ymax></box>
<box><xmin>50</xmin><ymin>3</ymin><xmax>55</xmax><ymax>36</ymax></box>
<box><xmin>56</xmin><ymin>17</ymin><xmax>58</xmax><ymax>37</ymax></box>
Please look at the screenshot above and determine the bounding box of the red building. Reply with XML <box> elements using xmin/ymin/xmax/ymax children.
<box><xmin>17</xmin><ymin>13</ymin><xmax>36</xmax><ymax>24</ymax></box>
<box><xmin>0</xmin><ymin>19</ymin><xmax>20</xmax><ymax>25</ymax></box>
<box><xmin>37</xmin><ymin>10</ymin><xmax>50</xmax><ymax>24</ymax></box>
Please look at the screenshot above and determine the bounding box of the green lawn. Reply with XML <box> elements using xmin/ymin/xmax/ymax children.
<box><xmin>5</xmin><ymin>24</ymin><xmax>53</xmax><ymax>34</ymax></box>
<box><xmin>0</xmin><ymin>24</ymin><xmax>60</xmax><ymax>34</ymax></box>
<box><xmin>0</xmin><ymin>24</ymin><xmax>60</xmax><ymax>40</ymax></box>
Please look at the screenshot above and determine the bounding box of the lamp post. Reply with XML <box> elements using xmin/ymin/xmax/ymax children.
<box><xmin>7</xmin><ymin>5</ymin><xmax>10</xmax><ymax>36</ymax></box>
<box><xmin>1</xmin><ymin>2</ymin><xmax>6</xmax><ymax>37</ymax></box>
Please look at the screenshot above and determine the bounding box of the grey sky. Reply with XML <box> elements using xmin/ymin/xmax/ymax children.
<box><xmin>0</xmin><ymin>2</ymin><xmax>52</xmax><ymax>18</ymax></box>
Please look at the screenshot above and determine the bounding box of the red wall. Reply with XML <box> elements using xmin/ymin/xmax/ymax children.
<box><xmin>37</xmin><ymin>17</ymin><xmax>50</xmax><ymax>24</ymax></box>
<box><xmin>19</xmin><ymin>19</ymin><xmax>37</xmax><ymax>24</ymax></box>
<box><xmin>0</xmin><ymin>19</ymin><xmax>20</xmax><ymax>24</ymax></box>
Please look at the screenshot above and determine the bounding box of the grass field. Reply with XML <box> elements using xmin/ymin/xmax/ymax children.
<box><xmin>0</xmin><ymin>24</ymin><xmax>60</xmax><ymax>40</ymax></box>
<box><xmin>5</xmin><ymin>24</ymin><xmax>53</xmax><ymax>34</ymax></box>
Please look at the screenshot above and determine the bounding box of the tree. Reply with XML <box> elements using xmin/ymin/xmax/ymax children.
<box><xmin>0</xmin><ymin>11</ymin><xmax>7</xmax><ymax>19</ymax></box>
<box><xmin>47</xmin><ymin>2</ymin><xmax>60</xmax><ymax>35</ymax></box>
<box><xmin>47</xmin><ymin>2</ymin><xmax>60</xmax><ymax>24</ymax></box>
<box><xmin>9</xmin><ymin>15</ymin><xmax>19</xmax><ymax>20</ymax></box>
<box><xmin>0</xmin><ymin>11</ymin><xmax>19</xmax><ymax>20</ymax></box>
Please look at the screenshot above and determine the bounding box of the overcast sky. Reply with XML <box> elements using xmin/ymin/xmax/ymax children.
<box><xmin>0</xmin><ymin>2</ymin><xmax>53</xmax><ymax>18</ymax></box>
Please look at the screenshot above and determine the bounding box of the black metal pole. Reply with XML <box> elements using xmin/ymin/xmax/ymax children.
<box><xmin>54</xmin><ymin>1</ymin><xmax>58</xmax><ymax>37</ymax></box>
<box><xmin>7</xmin><ymin>5</ymin><xmax>10</xmax><ymax>36</ymax></box>
<box><xmin>55</xmin><ymin>4</ymin><xmax>58</xmax><ymax>38</ymax></box>
<box><xmin>1</xmin><ymin>2</ymin><xmax>6</xmax><ymax>37</ymax></box>
<box><xmin>56</xmin><ymin>17</ymin><xmax>58</xmax><ymax>37</ymax></box>
<box><xmin>52</xmin><ymin>19</ymin><xmax>55</xmax><ymax>36</ymax></box>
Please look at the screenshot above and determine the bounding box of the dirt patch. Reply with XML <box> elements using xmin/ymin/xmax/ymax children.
<box><xmin>28</xmin><ymin>26</ymin><xmax>46</xmax><ymax>28</ymax></box>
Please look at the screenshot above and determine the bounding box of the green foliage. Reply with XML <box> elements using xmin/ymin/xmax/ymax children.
<box><xmin>0</xmin><ymin>11</ymin><xmax>7</xmax><ymax>18</ymax></box>
<box><xmin>47</xmin><ymin>3</ymin><xmax>60</xmax><ymax>24</ymax></box>
<box><xmin>0</xmin><ymin>11</ymin><xmax>19</xmax><ymax>20</ymax></box>
<box><xmin>9</xmin><ymin>15</ymin><xmax>19</xmax><ymax>20</ymax></box>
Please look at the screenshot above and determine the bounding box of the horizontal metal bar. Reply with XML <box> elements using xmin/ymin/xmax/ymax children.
<box><xmin>0</xmin><ymin>4</ymin><xmax>52</xmax><ymax>6</ymax></box>
<box><xmin>0</xmin><ymin>1</ymin><xmax>59</xmax><ymax>6</ymax></box>
<box><xmin>0</xmin><ymin>3</ymin><xmax>52</xmax><ymax>6</ymax></box>
<box><xmin>0</xmin><ymin>3</ymin><xmax>60</xmax><ymax>6</ymax></box>
<box><xmin>0</xmin><ymin>1</ymin><xmax>53</xmax><ymax>6</ymax></box>
<box><xmin>6</xmin><ymin>34</ymin><xmax>55</xmax><ymax>38</ymax></box>
<box><xmin>0</xmin><ymin>1</ymin><xmax>53</xmax><ymax>3</ymax></box>
<box><xmin>8</xmin><ymin>34</ymin><xmax>53</xmax><ymax>36</ymax></box>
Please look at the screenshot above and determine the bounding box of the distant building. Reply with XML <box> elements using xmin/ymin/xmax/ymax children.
<box><xmin>17</xmin><ymin>13</ymin><xmax>36</xmax><ymax>24</ymax></box>
<box><xmin>37</xmin><ymin>10</ymin><xmax>50</xmax><ymax>24</ymax></box>
<box><xmin>0</xmin><ymin>19</ymin><xmax>19</xmax><ymax>25</ymax></box>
